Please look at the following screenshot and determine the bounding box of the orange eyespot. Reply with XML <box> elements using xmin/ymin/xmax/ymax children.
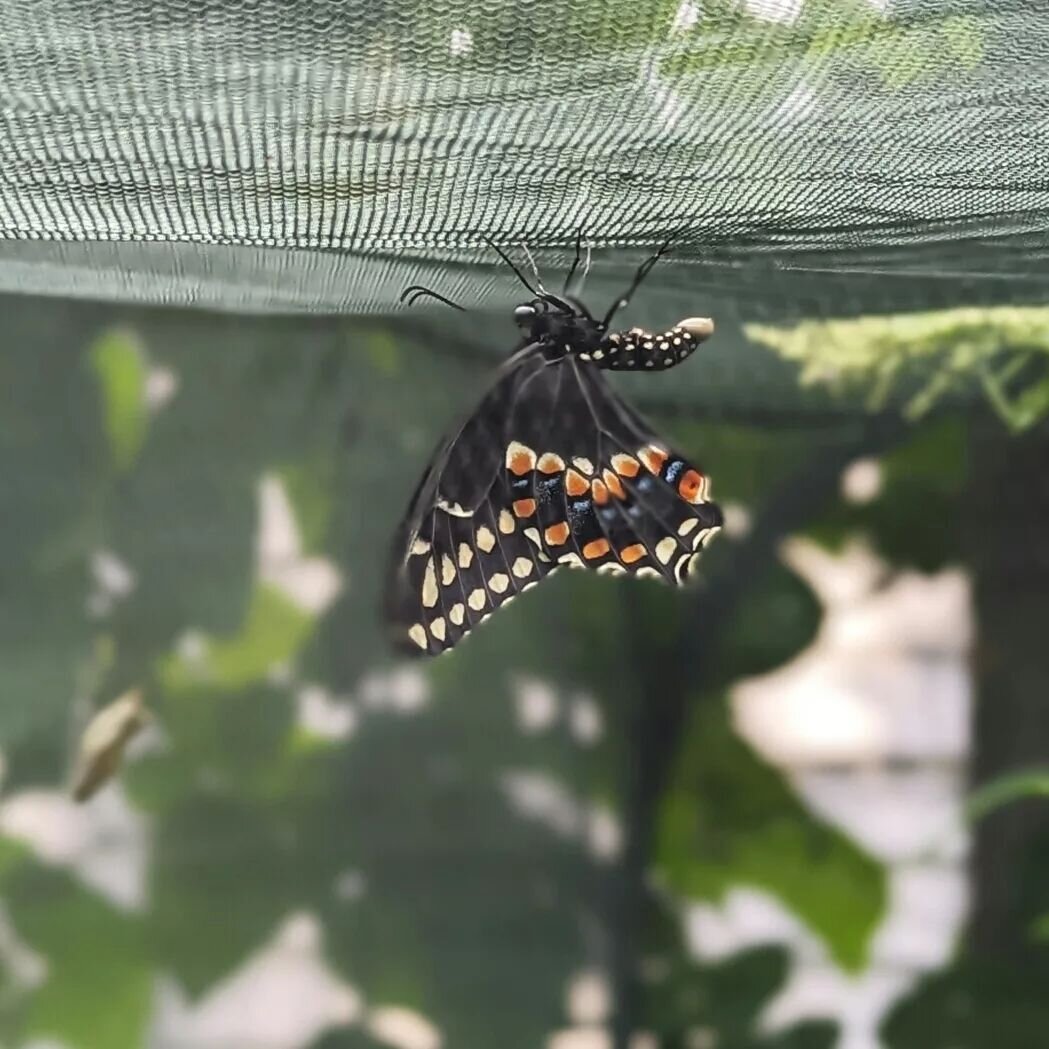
<box><xmin>513</xmin><ymin>498</ymin><xmax>537</xmax><ymax>517</ymax></box>
<box><xmin>591</xmin><ymin>479</ymin><xmax>609</xmax><ymax>505</ymax></box>
<box><xmin>678</xmin><ymin>469</ymin><xmax>705</xmax><ymax>504</ymax></box>
<box><xmin>620</xmin><ymin>544</ymin><xmax>646</xmax><ymax>564</ymax></box>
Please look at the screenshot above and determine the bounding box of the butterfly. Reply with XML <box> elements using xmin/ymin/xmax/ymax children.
<box><xmin>386</xmin><ymin>238</ymin><xmax>723</xmax><ymax>656</ymax></box>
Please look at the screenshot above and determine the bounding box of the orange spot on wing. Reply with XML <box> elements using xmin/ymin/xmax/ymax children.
<box><xmin>507</xmin><ymin>442</ymin><xmax>537</xmax><ymax>476</ymax></box>
<box><xmin>611</xmin><ymin>454</ymin><xmax>640</xmax><ymax>478</ymax></box>
<box><xmin>582</xmin><ymin>538</ymin><xmax>610</xmax><ymax>560</ymax></box>
<box><xmin>638</xmin><ymin>445</ymin><xmax>669</xmax><ymax>475</ymax></box>
<box><xmin>513</xmin><ymin>498</ymin><xmax>537</xmax><ymax>517</ymax></box>
<box><xmin>603</xmin><ymin>470</ymin><xmax>626</xmax><ymax>500</ymax></box>
<box><xmin>544</xmin><ymin>522</ymin><xmax>571</xmax><ymax>546</ymax></box>
<box><xmin>620</xmin><ymin>544</ymin><xmax>647</xmax><ymax>564</ymax></box>
<box><xmin>591</xmin><ymin>479</ymin><xmax>609</xmax><ymax>505</ymax></box>
<box><xmin>678</xmin><ymin>469</ymin><xmax>705</xmax><ymax>504</ymax></box>
<box><xmin>537</xmin><ymin>452</ymin><xmax>565</xmax><ymax>474</ymax></box>
<box><xmin>565</xmin><ymin>469</ymin><xmax>589</xmax><ymax>497</ymax></box>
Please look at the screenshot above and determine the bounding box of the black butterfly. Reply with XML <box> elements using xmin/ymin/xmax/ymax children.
<box><xmin>386</xmin><ymin>239</ymin><xmax>723</xmax><ymax>656</ymax></box>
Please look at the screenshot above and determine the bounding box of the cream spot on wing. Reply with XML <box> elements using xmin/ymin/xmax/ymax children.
<box><xmin>694</xmin><ymin>525</ymin><xmax>721</xmax><ymax>548</ymax></box>
<box><xmin>499</xmin><ymin>509</ymin><xmax>515</xmax><ymax>534</ymax></box>
<box><xmin>675</xmin><ymin>552</ymin><xmax>693</xmax><ymax>582</ymax></box>
<box><xmin>408</xmin><ymin>624</ymin><xmax>427</xmax><ymax>649</ymax></box>
<box><xmin>571</xmin><ymin>457</ymin><xmax>595</xmax><ymax>475</ymax></box>
<box><xmin>476</xmin><ymin>526</ymin><xmax>496</xmax><ymax>553</ymax></box>
<box><xmin>410</xmin><ymin>538</ymin><xmax>431</xmax><ymax>556</ymax></box>
<box><xmin>441</xmin><ymin>554</ymin><xmax>456</xmax><ymax>585</ymax></box>
<box><xmin>422</xmin><ymin>558</ymin><xmax>439</xmax><ymax>608</ymax></box>
<box><xmin>450</xmin><ymin>603</ymin><xmax>465</xmax><ymax>625</ymax></box>
<box><xmin>524</xmin><ymin>527</ymin><xmax>542</xmax><ymax>548</ymax></box>
<box><xmin>537</xmin><ymin>452</ymin><xmax>566</xmax><ymax>474</ymax></box>
<box><xmin>430</xmin><ymin>618</ymin><xmax>446</xmax><ymax>641</ymax></box>
<box><xmin>458</xmin><ymin>542</ymin><xmax>474</xmax><ymax>568</ymax></box>
<box><xmin>437</xmin><ymin>498</ymin><xmax>472</xmax><ymax>517</ymax></box>
<box><xmin>512</xmin><ymin>557</ymin><xmax>533</xmax><ymax>578</ymax></box>
<box><xmin>637</xmin><ymin>567</ymin><xmax>662</xmax><ymax>580</ymax></box>
<box><xmin>489</xmin><ymin>572</ymin><xmax>510</xmax><ymax>594</ymax></box>
<box><xmin>597</xmin><ymin>562</ymin><xmax>626</xmax><ymax>575</ymax></box>
<box><xmin>506</xmin><ymin>441</ymin><xmax>537</xmax><ymax>475</ymax></box>
<box><xmin>656</xmin><ymin>537</ymin><xmax>677</xmax><ymax>564</ymax></box>
<box><xmin>558</xmin><ymin>552</ymin><xmax>585</xmax><ymax>569</ymax></box>
<box><xmin>468</xmin><ymin>588</ymin><xmax>486</xmax><ymax>611</ymax></box>
<box><xmin>678</xmin><ymin>518</ymin><xmax>699</xmax><ymax>537</ymax></box>
<box><xmin>522</xmin><ymin>581</ymin><xmax>539</xmax><ymax>591</ymax></box>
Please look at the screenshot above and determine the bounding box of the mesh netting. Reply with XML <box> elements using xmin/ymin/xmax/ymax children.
<box><xmin>1</xmin><ymin>0</ymin><xmax>1047</xmax><ymax>322</ymax></box>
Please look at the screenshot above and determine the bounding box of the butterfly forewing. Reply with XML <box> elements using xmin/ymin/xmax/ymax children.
<box><xmin>387</xmin><ymin>346</ymin><xmax>722</xmax><ymax>657</ymax></box>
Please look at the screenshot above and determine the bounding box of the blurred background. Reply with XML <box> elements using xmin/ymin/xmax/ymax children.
<box><xmin>2</xmin><ymin>1</ymin><xmax>1049</xmax><ymax>1048</ymax></box>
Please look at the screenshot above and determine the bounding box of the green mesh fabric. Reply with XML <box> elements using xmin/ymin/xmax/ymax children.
<box><xmin>1</xmin><ymin>0</ymin><xmax>1047</xmax><ymax>324</ymax></box>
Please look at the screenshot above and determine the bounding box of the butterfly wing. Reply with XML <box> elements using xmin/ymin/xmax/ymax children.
<box><xmin>386</xmin><ymin>354</ymin><xmax>722</xmax><ymax>656</ymax></box>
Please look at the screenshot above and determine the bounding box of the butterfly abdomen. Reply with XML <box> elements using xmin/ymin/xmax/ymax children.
<box><xmin>588</xmin><ymin>317</ymin><xmax>715</xmax><ymax>371</ymax></box>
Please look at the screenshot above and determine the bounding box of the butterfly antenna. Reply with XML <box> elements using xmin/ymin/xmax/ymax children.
<box><xmin>519</xmin><ymin>243</ymin><xmax>548</xmax><ymax>294</ymax></box>
<box><xmin>601</xmin><ymin>234</ymin><xmax>677</xmax><ymax>328</ymax></box>
<box><xmin>400</xmin><ymin>285</ymin><xmax>467</xmax><ymax>311</ymax></box>
<box><xmin>481</xmin><ymin>236</ymin><xmax>540</xmax><ymax>297</ymax></box>
<box><xmin>564</xmin><ymin>228</ymin><xmax>587</xmax><ymax>294</ymax></box>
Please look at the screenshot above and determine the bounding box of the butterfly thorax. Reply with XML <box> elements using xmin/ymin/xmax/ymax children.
<box><xmin>513</xmin><ymin>296</ymin><xmax>604</xmax><ymax>362</ymax></box>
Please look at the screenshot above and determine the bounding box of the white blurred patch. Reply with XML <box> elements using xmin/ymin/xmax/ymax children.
<box><xmin>175</xmin><ymin>629</ymin><xmax>209</xmax><ymax>665</ymax></box>
<box><xmin>720</xmin><ymin>502</ymin><xmax>752</xmax><ymax>539</ymax></box>
<box><xmin>144</xmin><ymin>366</ymin><xmax>179</xmax><ymax>412</ymax></box>
<box><xmin>0</xmin><ymin>784</ymin><xmax>149</xmax><ymax>912</ymax></box>
<box><xmin>358</xmin><ymin>667</ymin><xmax>430</xmax><ymax>714</ymax></box>
<box><xmin>151</xmin><ymin>912</ymin><xmax>360</xmax><ymax>1049</ymax></box>
<box><xmin>501</xmin><ymin>771</ymin><xmax>579</xmax><ymax>838</ymax></box>
<box><xmin>0</xmin><ymin>900</ymin><xmax>48</xmax><ymax>994</ymax></box>
<box><xmin>743</xmin><ymin>0</ymin><xmax>803</xmax><ymax>24</ymax></box>
<box><xmin>699</xmin><ymin>537</ymin><xmax>974</xmax><ymax>1049</ymax></box>
<box><xmin>367</xmin><ymin>1005</ymin><xmax>442</xmax><ymax>1049</ymax></box>
<box><xmin>501</xmin><ymin>771</ymin><xmax>623</xmax><ymax>864</ymax></box>
<box><xmin>333</xmin><ymin>869</ymin><xmax>367</xmax><ymax>903</ymax></box>
<box><xmin>547</xmin><ymin>1030</ymin><xmax>610</xmax><ymax>1049</ymax></box>
<box><xmin>86</xmin><ymin>548</ymin><xmax>137</xmax><ymax>619</ymax></box>
<box><xmin>841</xmin><ymin>458</ymin><xmax>884</xmax><ymax>505</ymax></box>
<box><xmin>670</xmin><ymin>0</ymin><xmax>701</xmax><ymax>32</ymax></box>
<box><xmin>569</xmin><ymin>694</ymin><xmax>603</xmax><ymax>745</ymax></box>
<box><xmin>449</xmin><ymin>27</ymin><xmax>473</xmax><ymax>56</ymax></box>
<box><xmin>257</xmin><ymin>475</ymin><xmax>342</xmax><ymax>615</ymax></box>
<box><xmin>296</xmin><ymin>684</ymin><xmax>357</xmax><ymax>741</ymax></box>
<box><xmin>566</xmin><ymin>970</ymin><xmax>610</xmax><ymax>1025</ymax></box>
<box><xmin>734</xmin><ymin>539</ymin><xmax>971</xmax><ymax>767</ymax></box>
<box><xmin>513</xmin><ymin>677</ymin><xmax>560</xmax><ymax>734</ymax></box>
<box><xmin>586</xmin><ymin>804</ymin><xmax>623</xmax><ymax>862</ymax></box>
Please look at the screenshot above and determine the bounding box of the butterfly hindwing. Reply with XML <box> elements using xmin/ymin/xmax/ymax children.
<box><xmin>387</xmin><ymin>351</ymin><xmax>722</xmax><ymax>656</ymax></box>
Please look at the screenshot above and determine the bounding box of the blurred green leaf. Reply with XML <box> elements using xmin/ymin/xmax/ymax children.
<box><xmin>4</xmin><ymin>864</ymin><xmax>151</xmax><ymax>1049</ymax></box>
<box><xmin>158</xmin><ymin>584</ymin><xmax>314</xmax><ymax>694</ymax></box>
<box><xmin>656</xmin><ymin>696</ymin><xmax>886</xmax><ymax>972</ymax></box>
<box><xmin>968</xmin><ymin>768</ymin><xmax>1049</xmax><ymax>822</ymax></box>
<box><xmin>89</xmin><ymin>328</ymin><xmax>148</xmax><ymax>472</ymax></box>
<box><xmin>747</xmin><ymin>306</ymin><xmax>1049</xmax><ymax>427</ymax></box>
